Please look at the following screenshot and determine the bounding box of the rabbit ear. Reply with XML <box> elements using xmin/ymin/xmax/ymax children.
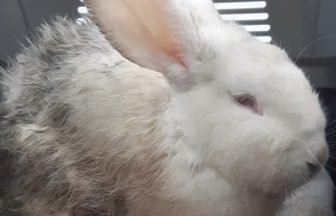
<box><xmin>85</xmin><ymin>0</ymin><xmax>188</xmax><ymax>81</ymax></box>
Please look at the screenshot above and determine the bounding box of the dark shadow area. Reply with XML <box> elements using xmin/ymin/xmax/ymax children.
<box><xmin>316</xmin><ymin>87</ymin><xmax>336</xmax><ymax>213</ymax></box>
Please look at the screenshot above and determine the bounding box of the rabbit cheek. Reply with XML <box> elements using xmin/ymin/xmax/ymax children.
<box><xmin>206</xmin><ymin>121</ymin><xmax>302</xmax><ymax>195</ymax></box>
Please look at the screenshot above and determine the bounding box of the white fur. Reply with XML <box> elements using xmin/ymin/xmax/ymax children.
<box><xmin>0</xmin><ymin>0</ymin><xmax>333</xmax><ymax>215</ymax></box>
<box><xmin>83</xmin><ymin>0</ymin><xmax>334</xmax><ymax>215</ymax></box>
<box><xmin>278</xmin><ymin>169</ymin><xmax>334</xmax><ymax>216</ymax></box>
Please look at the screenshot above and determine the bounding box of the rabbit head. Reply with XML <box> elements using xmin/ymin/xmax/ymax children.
<box><xmin>85</xmin><ymin>0</ymin><xmax>328</xmax><ymax>196</ymax></box>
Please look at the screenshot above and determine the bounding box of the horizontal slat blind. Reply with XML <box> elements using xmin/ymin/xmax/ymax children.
<box><xmin>214</xmin><ymin>0</ymin><xmax>272</xmax><ymax>42</ymax></box>
<box><xmin>77</xmin><ymin>0</ymin><xmax>87</xmax><ymax>23</ymax></box>
<box><xmin>77</xmin><ymin>0</ymin><xmax>272</xmax><ymax>42</ymax></box>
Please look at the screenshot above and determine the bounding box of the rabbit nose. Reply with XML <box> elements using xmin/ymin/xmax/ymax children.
<box><xmin>306</xmin><ymin>161</ymin><xmax>321</xmax><ymax>177</ymax></box>
<box><xmin>306</xmin><ymin>146</ymin><xmax>328</xmax><ymax>177</ymax></box>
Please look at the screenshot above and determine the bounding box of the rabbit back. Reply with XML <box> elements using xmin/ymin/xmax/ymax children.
<box><xmin>0</xmin><ymin>18</ymin><xmax>173</xmax><ymax>216</ymax></box>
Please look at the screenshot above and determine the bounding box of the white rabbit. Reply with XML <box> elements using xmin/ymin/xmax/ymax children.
<box><xmin>0</xmin><ymin>0</ymin><xmax>333</xmax><ymax>215</ymax></box>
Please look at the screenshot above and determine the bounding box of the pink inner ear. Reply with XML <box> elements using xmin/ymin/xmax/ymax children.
<box><xmin>164</xmin><ymin>44</ymin><xmax>187</xmax><ymax>67</ymax></box>
<box><xmin>86</xmin><ymin>0</ymin><xmax>187</xmax><ymax>73</ymax></box>
<box><xmin>139</xmin><ymin>1</ymin><xmax>188</xmax><ymax>69</ymax></box>
<box><xmin>126</xmin><ymin>0</ymin><xmax>186</xmax><ymax>69</ymax></box>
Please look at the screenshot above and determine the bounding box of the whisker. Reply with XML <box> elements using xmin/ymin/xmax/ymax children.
<box><xmin>326</xmin><ymin>119</ymin><xmax>336</xmax><ymax>127</ymax></box>
<box><xmin>298</xmin><ymin>170</ymin><xmax>310</xmax><ymax>185</ymax></box>
<box><xmin>325</xmin><ymin>128</ymin><xmax>336</xmax><ymax>135</ymax></box>
<box><xmin>325</xmin><ymin>136</ymin><xmax>336</xmax><ymax>141</ymax></box>
<box><xmin>295</xmin><ymin>34</ymin><xmax>336</xmax><ymax>64</ymax></box>
<box><xmin>325</xmin><ymin>130</ymin><xmax>336</xmax><ymax>136</ymax></box>
<box><xmin>326</xmin><ymin>134</ymin><xmax>336</xmax><ymax>138</ymax></box>
<box><xmin>326</xmin><ymin>121</ymin><xmax>336</xmax><ymax>126</ymax></box>
<box><xmin>304</xmin><ymin>148</ymin><xmax>324</xmax><ymax>171</ymax></box>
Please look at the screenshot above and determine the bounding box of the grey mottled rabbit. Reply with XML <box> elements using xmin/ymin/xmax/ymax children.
<box><xmin>0</xmin><ymin>0</ymin><xmax>334</xmax><ymax>215</ymax></box>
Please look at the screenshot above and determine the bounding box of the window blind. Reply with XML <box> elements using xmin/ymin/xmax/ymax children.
<box><xmin>214</xmin><ymin>0</ymin><xmax>271</xmax><ymax>42</ymax></box>
<box><xmin>77</xmin><ymin>0</ymin><xmax>271</xmax><ymax>42</ymax></box>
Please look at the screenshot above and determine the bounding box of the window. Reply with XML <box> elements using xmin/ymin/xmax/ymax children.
<box><xmin>77</xmin><ymin>0</ymin><xmax>272</xmax><ymax>42</ymax></box>
<box><xmin>214</xmin><ymin>1</ymin><xmax>271</xmax><ymax>42</ymax></box>
<box><xmin>77</xmin><ymin>0</ymin><xmax>87</xmax><ymax>23</ymax></box>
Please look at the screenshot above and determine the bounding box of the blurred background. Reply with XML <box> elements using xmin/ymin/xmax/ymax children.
<box><xmin>1</xmin><ymin>0</ymin><xmax>336</xmax><ymax>87</ymax></box>
<box><xmin>0</xmin><ymin>0</ymin><xmax>336</xmax><ymax>210</ymax></box>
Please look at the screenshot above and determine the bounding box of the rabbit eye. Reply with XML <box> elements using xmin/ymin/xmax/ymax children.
<box><xmin>233</xmin><ymin>94</ymin><xmax>263</xmax><ymax>115</ymax></box>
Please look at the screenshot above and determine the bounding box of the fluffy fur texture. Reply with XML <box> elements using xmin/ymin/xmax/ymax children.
<box><xmin>0</xmin><ymin>0</ymin><xmax>334</xmax><ymax>215</ymax></box>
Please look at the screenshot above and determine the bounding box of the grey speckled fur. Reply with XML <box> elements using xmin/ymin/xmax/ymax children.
<box><xmin>0</xmin><ymin>18</ymin><xmax>166</xmax><ymax>216</ymax></box>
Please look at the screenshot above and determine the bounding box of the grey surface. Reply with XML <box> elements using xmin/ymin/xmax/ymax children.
<box><xmin>314</xmin><ymin>0</ymin><xmax>336</xmax><ymax>58</ymax></box>
<box><xmin>0</xmin><ymin>0</ymin><xmax>81</xmax><ymax>62</ymax></box>
<box><xmin>304</xmin><ymin>67</ymin><xmax>336</xmax><ymax>89</ymax></box>
<box><xmin>19</xmin><ymin>0</ymin><xmax>81</xmax><ymax>30</ymax></box>
<box><xmin>267</xmin><ymin>0</ymin><xmax>321</xmax><ymax>59</ymax></box>
<box><xmin>0</xmin><ymin>0</ymin><xmax>28</xmax><ymax>61</ymax></box>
